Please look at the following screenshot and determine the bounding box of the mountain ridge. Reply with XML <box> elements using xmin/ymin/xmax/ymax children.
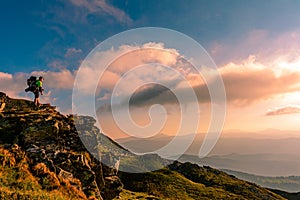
<box><xmin>222</xmin><ymin>169</ymin><xmax>300</xmax><ymax>193</ymax></box>
<box><xmin>0</xmin><ymin>92</ymin><xmax>287</xmax><ymax>199</ymax></box>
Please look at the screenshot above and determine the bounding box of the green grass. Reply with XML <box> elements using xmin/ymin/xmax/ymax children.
<box><xmin>119</xmin><ymin>154</ymin><xmax>170</xmax><ymax>173</ymax></box>
<box><xmin>0</xmin><ymin>166</ymin><xmax>70</xmax><ymax>200</ymax></box>
<box><xmin>120</xmin><ymin>168</ymin><xmax>243</xmax><ymax>200</ymax></box>
<box><xmin>112</xmin><ymin>189</ymin><xmax>162</xmax><ymax>200</ymax></box>
<box><xmin>118</xmin><ymin>162</ymin><xmax>286</xmax><ymax>200</ymax></box>
<box><xmin>0</xmin><ymin>187</ymin><xmax>67</xmax><ymax>200</ymax></box>
<box><xmin>168</xmin><ymin>162</ymin><xmax>285</xmax><ymax>200</ymax></box>
<box><xmin>0</xmin><ymin>146</ymin><xmax>87</xmax><ymax>200</ymax></box>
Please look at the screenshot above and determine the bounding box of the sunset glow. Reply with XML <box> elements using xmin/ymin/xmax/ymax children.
<box><xmin>1</xmin><ymin>0</ymin><xmax>300</xmax><ymax>139</ymax></box>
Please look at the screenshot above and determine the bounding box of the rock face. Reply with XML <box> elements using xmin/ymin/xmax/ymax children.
<box><xmin>0</xmin><ymin>92</ymin><xmax>123</xmax><ymax>200</ymax></box>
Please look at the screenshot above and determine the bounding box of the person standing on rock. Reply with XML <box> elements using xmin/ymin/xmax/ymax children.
<box><xmin>33</xmin><ymin>76</ymin><xmax>44</xmax><ymax>107</ymax></box>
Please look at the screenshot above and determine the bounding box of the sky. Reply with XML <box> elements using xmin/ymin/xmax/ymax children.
<box><xmin>1</xmin><ymin>0</ymin><xmax>300</xmax><ymax>139</ymax></box>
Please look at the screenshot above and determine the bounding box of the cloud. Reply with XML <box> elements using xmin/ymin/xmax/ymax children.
<box><xmin>107</xmin><ymin>43</ymin><xmax>179</xmax><ymax>74</ymax></box>
<box><xmin>266</xmin><ymin>105</ymin><xmax>300</xmax><ymax>116</ymax></box>
<box><xmin>129</xmin><ymin>84</ymin><xmax>173</xmax><ymax>106</ymax></box>
<box><xmin>75</xmin><ymin>42</ymin><xmax>180</xmax><ymax>95</ymax></box>
<box><xmin>79</xmin><ymin>42</ymin><xmax>188</xmax><ymax>115</ymax></box>
<box><xmin>0</xmin><ymin>72</ymin><xmax>13</xmax><ymax>80</ymax></box>
<box><xmin>48</xmin><ymin>60</ymin><xmax>67</xmax><ymax>70</ymax></box>
<box><xmin>219</xmin><ymin>56</ymin><xmax>300</xmax><ymax>105</ymax></box>
<box><xmin>210</xmin><ymin>29</ymin><xmax>300</xmax><ymax>66</ymax></box>
<box><xmin>64</xmin><ymin>47</ymin><xmax>82</xmax><ymax>57</ymax></box>
<box><xmin>69</xmin><ymin>40</ymin><xmax>300</xmax><ymax>116</ymax></box>
<box><xmin>106</xmin><ymin>54</ymin><xmax>300</xmax><ymax>108</ymax></box>
<box><xmin>69</xmin><ymin>0</ymin><xmax>132</xmax><ymax>24</ymax></box>
<box><xmin>30</xmin><ymin>69</ymin><xmax>75</xmax><ymax>90</ymax></box>
<box><xmin>0</xmin><ymin>72</ymin><xmax>26</xmax><ymax>98</ymax></box>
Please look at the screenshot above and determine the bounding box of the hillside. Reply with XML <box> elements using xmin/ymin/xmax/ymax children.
<box><xmin>0</xmin><ymin>92</ymin><xmax>286</xmax><ymax>199</ymax></box>
<box><xmin>119</xmin><ymin>161</ymin><xmax>284</xmax><ymax>200</ymax></box>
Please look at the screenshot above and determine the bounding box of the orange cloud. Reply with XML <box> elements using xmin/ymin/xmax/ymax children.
<box><xmin>0</xmin><ymin>72</ymin><xmax>12</xmax><ymax>80</ymax></box>
<box><xmin>108</xmin><ymin>55</ymin><xmax>300</xmax><ymax>108</ymax></box>
<box><xmin>0</xmin><ymin>72</ymin><xmax>26</xmax><ymax>98</ymax></box>
<box><xmin>75</xmin><ymin>42</ymin><xmax>180</xmax><ymax>96</ymax></box>
<box><xmin>108</xmin><ymin>46</ymin><xmax>179</xmax><ymax>74</ymax></box>
<box><xmin>266</xmin><ymin>105</ymin><xmax>300</xmax><ymax>116</ymax></box>
<box><xmin>220</xmin><ymin>61</ymin><xmax>300</xmax><ymax>106</ymax></box>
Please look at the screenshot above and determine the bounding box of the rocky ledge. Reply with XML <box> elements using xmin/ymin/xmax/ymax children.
<box><xmin>0</xmin><ymin>92</ymin><xmax>122</xmax><ymax>200</ymax></box>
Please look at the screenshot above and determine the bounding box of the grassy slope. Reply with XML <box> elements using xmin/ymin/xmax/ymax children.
<box><xmin>118</xmin><ymin>161</ymin><xmax>285</xmax><ymax>200</ymax></box>
<box><xmin>113</xmin><ymin>189</ymin><xmax>162</xmax><ymax>200</ymax></box>
<box><xmin>0</xmin><ymin>166</ymin><xmax>83</xmax><ymax>200</ymax></box>
<box><xmin>169</xmin><ymin>163</ymin><xmax>283</xmax><ymax>200</ymax></box>
<box><xmin>120</xmin><ymin>169</ymin><xmax>241</xmax><ymax>200</ymax></box>
<box><xmin>0</xmin><ymin>146</ymin><xmax>87</xmax><ymax>200</ymax></box>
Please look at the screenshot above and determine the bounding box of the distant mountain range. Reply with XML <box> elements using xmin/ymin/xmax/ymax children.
<box><xmin>117</xmin><ymin>133</ymin><xmax>300</xmax><ymax>176</ymax></box>
<box><xmin>117</xmin><ymin>131</ymin><xmax>300</xmax><ymax>155</ymax></box>
<box><xmin>222</xmin><ymin>169</ymin><xmax>300</xmax><ymax>193</ymax></box>
<box><xmin>178</xmin><ymin>153</ymin><xmax>300</xmax><ymax>177</ymax></box>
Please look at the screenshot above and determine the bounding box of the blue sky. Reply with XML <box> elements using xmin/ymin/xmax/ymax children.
<box><xmin>2</xmin><ymin>0</ymin><xmax>300</xmax><ymax>73</ymax></box>
<box><xmin>1</xmin><ymin>0</ymin><xmax>300</xmax><ymax>135</ymax></box>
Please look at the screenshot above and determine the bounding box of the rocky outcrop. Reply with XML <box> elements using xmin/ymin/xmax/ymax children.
<box><xmin>0</xmin><ymin>92</ymin><xmax>123</xmax><ymax>200</ymax></box>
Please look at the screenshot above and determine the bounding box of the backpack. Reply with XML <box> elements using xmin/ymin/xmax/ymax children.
<box><xmin>25</xmin><ymin>76</ymin><xmax>37</xmax><ymax>92</ymax></box>
<box><xmin>27</xmin><ymin>76</ymin><xmax>37</xmax><ymax>86</ymax></box>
